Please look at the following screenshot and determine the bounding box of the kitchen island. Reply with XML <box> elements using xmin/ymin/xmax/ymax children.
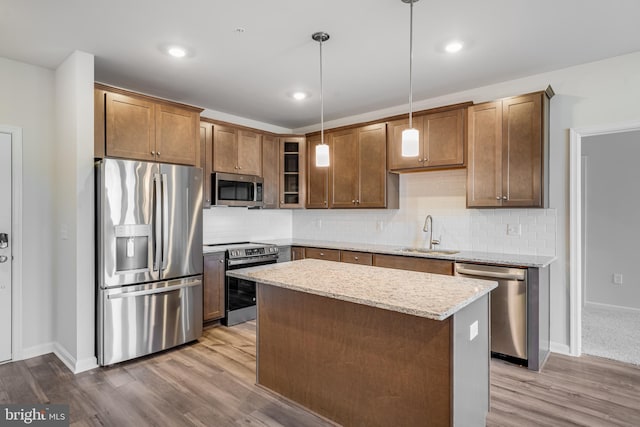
<box><xmin>227</xmin><ymin>259</ymin><xmax>497</xmax><ymax>427</ymax></box>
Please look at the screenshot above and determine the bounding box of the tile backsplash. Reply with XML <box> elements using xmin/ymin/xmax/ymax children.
<box><xmin>291</xmin><ymin>170</ymin><xmax>556</xmax><ymax>256</ymax></box>
<box><xmin>202</xmin><ymin>169</ymin><xmax>556</xmax><ymax>256</ymax></box>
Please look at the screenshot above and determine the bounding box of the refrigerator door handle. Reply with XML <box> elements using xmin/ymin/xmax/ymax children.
<box><xmin>106</xmin><ymin>280</ymin><xmax>202</xmax><ymax>300</ymax></box>
<box><xmin>161</xmin><ymin>173</ymin><xmax>169</xmax><ymax>270</ymax></box>
<box><xmin>153</xmin><ymin>173</ymin><xmax>162</xmax><ymax>271</ymax></box>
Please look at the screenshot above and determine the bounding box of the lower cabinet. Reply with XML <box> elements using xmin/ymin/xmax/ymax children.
<box><xmin>203</xmin><ymin>252</ymin><xmax>226</xmax><ymax>322</ymax></box>
<box><xmin>291</xmin><ymin>246</ymin><xmax>306</xmax><ymax>260</ymax></box>
<box><xmin>373</xmin><ymin>254</ymin><xmax>454</xmax><ymax>276</ymax></box>
<box><xmin>304</xmin><ymin>247</ymin><xmax>341</xmax><ymax>262</ymax></box>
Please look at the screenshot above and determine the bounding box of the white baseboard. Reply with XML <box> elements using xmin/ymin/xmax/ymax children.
<box><xmin>20</xmin><ymin>342</ymin><xmax>55</xmax><ymax>360</ymax></box>
<box><xmin>584</xmin><ymin>301</ymin><xmax>640</xmax><ymax>313</ymax></box>
<box><xmin>20</xmin><ymin>342</ymin><xmax>98</xmax><ymax>374</ymax></box>
<box><xmin>550</xmin><ymin>341</ymin><xmax>572</xmax><ymax>356</ymax></box>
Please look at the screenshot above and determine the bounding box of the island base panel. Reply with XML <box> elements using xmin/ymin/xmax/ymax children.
<box><xmin>257</xmin><ymin>284</ymin><xmax>452</xmax><ymax>427</ymax></box>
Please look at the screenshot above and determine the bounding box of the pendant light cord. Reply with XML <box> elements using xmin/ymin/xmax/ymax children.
<box><xmin>408</xmin><ymin>0</ymin><xmax>414</xmax><ymax>129</ymax></box>
<box><xmin>320</xmin><ymin>37</ymin><xmax>325</xmax><ymax>145</ymax></box>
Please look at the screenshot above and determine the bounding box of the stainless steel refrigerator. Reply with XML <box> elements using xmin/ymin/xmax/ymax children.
<box><xmin>96</xmin><ymin>158</ymin><xmax>203</xmax><ymax>366</ymax></box>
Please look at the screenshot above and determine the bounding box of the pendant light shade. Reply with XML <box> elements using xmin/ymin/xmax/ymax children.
<box><xmin>316</xmin><ymin>143</ymin><xmax>330</xmax><ymax>167</ymax></box>
<box><xmin>401</xmin><ymin>0</ymin><xmax>419</xmax><ymax>158</ymax></box>
<box><xmin>313</xmin><ymin>31</ymin><xmax>330</xmax><ymax>168</ymax></box>
<box><xmin>401</xmin><ymin>128</ymin><xmax>419</xmax><ymax>157</ymax></box>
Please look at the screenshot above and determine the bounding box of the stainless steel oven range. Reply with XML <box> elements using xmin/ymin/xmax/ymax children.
<box><xmin>222</xmin><ymin>243</ymin><xmax>279</xmax><ymax>326</ymax></box>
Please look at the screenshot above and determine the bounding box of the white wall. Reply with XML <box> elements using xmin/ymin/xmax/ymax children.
<box><xmin>582</xmin><ymin>130</ymin><xmax>640</xmax><ymax>310</ymax></box>
<box><xmin>293</xmin><ymin>51</ymin><xmax>640</xmax><ymax>352</ymax></box>
<box><xmin>53</xmin><ymin>51</ymin><xmax>96</xmax><ymax>372</ymax></box>
<box><xmin>0</xmin><ymin>57</ymin><xmax>55</xmax><ymax>358</ymax></box>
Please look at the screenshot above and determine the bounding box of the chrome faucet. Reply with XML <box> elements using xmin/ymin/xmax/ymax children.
<box><xmin>423</xmin><ymin>215</ymin><xmax>440</xmax><ymax>250</ymax></box>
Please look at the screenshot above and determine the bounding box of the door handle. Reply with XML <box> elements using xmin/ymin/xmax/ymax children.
<box><xmin>161</xmin><ymin>173</ymin><xmax>169</xmax><ymax>270</ymax></box>
<box><xmin>0</xmin><ymin>233</ymin><xmax>7</xmax><ymax>249</ymax></box>
<box><xmin>153</xmin><ymin>174</ymin><xmax>162</xmax><ymax>271</ymax></box>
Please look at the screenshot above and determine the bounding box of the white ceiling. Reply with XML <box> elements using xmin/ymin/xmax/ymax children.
<box><xmin>2</xmin><ymin>0</ymin><xmax>640</xmax><ymax>130</ymax></box>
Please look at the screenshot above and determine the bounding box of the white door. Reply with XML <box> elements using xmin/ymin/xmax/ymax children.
<box><xmin>0</xmin><ymin>131</ymin><xmax>12</xmax><ymax>363</ymax></box>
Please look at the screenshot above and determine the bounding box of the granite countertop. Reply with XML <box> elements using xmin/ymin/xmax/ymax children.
<box><xmin>227</xmin><ymin>258</ymin><xmax>497</xmax><ymax>321</ymax></box>
<box><xmin>254</xmin><ymin>238</ymin><xmax>556</xmax><ymax>268</ymax></box>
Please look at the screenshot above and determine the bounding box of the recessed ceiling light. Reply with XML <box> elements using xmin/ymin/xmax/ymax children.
<box><xmin>167</xmin><ymin>46</ymin><xmax>187</xmax><ymax>58</ymax></box>
<box><xmin>292</xmin><ymin>92</ymin><xmax>307</xmax><ymax>100</ymax></box>
<box><xmin>445</xmin><ymin>41</ymin><xmax>464</xmax><ymax>53</ymax></box>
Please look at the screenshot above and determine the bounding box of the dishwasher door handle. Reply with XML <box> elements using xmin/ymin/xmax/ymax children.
<box><xmin>456</xmin><ymin>267</ymin><xmax>525</xmax><ymax>281</ymax></box>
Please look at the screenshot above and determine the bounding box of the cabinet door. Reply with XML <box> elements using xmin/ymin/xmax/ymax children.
<box><xmin>237</xmin><ymin>130</ymin><xmax>262</xmax><ymax>176</ymax></box>
<box><xmin>291</xmin><ymin>246</ymin><xmax>305</xmax><ymax>260</ymax></box>
<box><xmin>373</xmin><ymin>254</ymin><xmax>453</xmax><ymax>276</ymax></box>
<box><xmin>357</xmin><ymin>123</ymin><xmax>388</xmax><ymax>208</ymax></box>
<box><xmin>200</xmin><ymin>122</ymin><xmax>213</xmax><ymax>208</ymax></box>
<box><xmin>467</xmin><ymin>101</ymin><xmax>503</xmax><ymax>207</ymax></box>
<box><xmin>94</xmin><ymin>88</ymin><xmax>106</xmax><ymax>158</ymax></box>
<box><xmin>304</xmin><ymin>247</ymin><xmax>341</xmax><ymax>262</ymax></box>
<box><xmin>423</xmin><ymin>109</ymin><xmax>464</xmax><ymax>167</ymax></box>
<box><xmin>331</xmin><ymin>129</ymin><xmax>358</xmax><ymax>208</ymax></box>
<box><xmin>203</xmin><ymin>252</ymin><xmax>226</xmax><ymax>321</ymax></box>
<box><xmin>387</xmin><ymin>116</ymin><xmax>424</xmax><ymax>170</ymax></box>
<box><xmin>262</xmin><ymin>134</ymin><xmax>279</xmax><ymax>209</ymax></box>
<box><xmin>105</xmin><ymin>92</ymin><xmax>156</xmax><ymax>162</ymax></box>
<box><xmin>280</xmin><ymin>137</ymin><xmax>306</xmax><ymax>208</ymax></box>
<box><xmin>156</xmin><ymin>103</ymin><xmax>198</xmax><ymax>166</ymax></box>
<box><xmin>213</xmin><ymin>125</ymin><xmax>237</xmax><ymax>173</ymax></box>
<box><xmin>306</xmin><ymin>135</ymin><xmax>330</xmax><ymax>208</ymax></box>
<box><xmin>502</xmin><ymin>94</ymin><xmax>542</xmax><ymax>207</ymax></box>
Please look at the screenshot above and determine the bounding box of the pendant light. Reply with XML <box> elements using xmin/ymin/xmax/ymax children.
<box><xmin>401</xmin><ymin>0</ymin><xmax>419</xmax><ymax>157</ymax></box>
<box><xmin>312</xmin><ymin>31</ymin><xmax>330</xmax><ymax>167</ymax></box>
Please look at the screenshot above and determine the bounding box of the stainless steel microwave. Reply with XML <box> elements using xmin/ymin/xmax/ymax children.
<box><xmin>213</xmin><ymin>172</ymin><xmax>263</xmax><ymax>207</ymax></box>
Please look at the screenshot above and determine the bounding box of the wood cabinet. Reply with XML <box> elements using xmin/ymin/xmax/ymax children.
<box><xmin>306</xmin><ymin>134</ymin><xmax>330</xmax><ymax>208</ymax></box>
<box><xmin>373</xmin><ymin>254</ymin><xmax>454</xmax><ymax>276</ymax></box>
<box><xmin>96</xmin><ymin>85</ymin><xmax>201</xmax><ymax>165</ymax></box>
<box><xmin>330</xmin><ymin>123</ymin><xmax>394</xmax><ymax>208</ymax></box>
<box><xmin>280</xmin><ymin>137</ymin><xmax>306</xmax><ymax>208</ymax></box>
<box><xmin>304</xmin><ymin>247</ymin><xmax>341</xmax><ymax>262</ymax></box>
<box><xmin>262</xmin><ymin>134</ymin><xmax>279</xmax><ymax>209</ymax></box>
<box><xmin>467</xmin><ymin>89</ymin><xmax>552</xmax><ymax>208</ymax></box>
<box><xmin>291</xmin><ymin>246</ymin><xmax>306</xmax><ymax>260</ymax></box>
<box><xmin>203</xmin><ymin>252</ymin><xmax>226</xmax><ymax>322</ymax></box>
<box><xmin>340</xmin><ymin>251</ymin><xmax>373</xmax><ymax>266</ymax></box>
<box><xmin>388</xmin><ymin>108</ymin><xmax>465</xmax><ymax>172</ymax></box>
<box><xmin>213</xmin><ymin>125</ymin><xmax>262</xmax><ymax>176</ymax></box>
<box><xmin>200</xmin><ymin>122</ymin><xmax>213</xmax><ymax>208</ymax></box>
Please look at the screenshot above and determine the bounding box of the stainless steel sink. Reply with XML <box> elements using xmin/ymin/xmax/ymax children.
<box><xmin>399</xmin><ymin>248</ymin><xmax>460</xmax><ymax>256</ymax></box>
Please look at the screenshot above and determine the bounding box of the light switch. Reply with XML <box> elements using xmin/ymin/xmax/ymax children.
<box><xmin>613</xmin><ymin>273</ymin><xmax>623</xmax><ymax>285</ymax></box>
<box><xmin>470</xmin><ymin>320</ymin><xmax>478</xmax><ymax>341</ymax></box>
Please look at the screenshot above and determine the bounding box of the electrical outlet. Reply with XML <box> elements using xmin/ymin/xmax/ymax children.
<box><xmin>507</xmin><ymin>224</ymin><xmax>521</xmax><ymax>236</ymax></box>
<box><xmin>469</xmin><ymin>320</ymin><xmax>478</xmax><ymax>341</ymax></box>
<box><xmin>613</xmin><ymin>273</ymin><xmax>623</xmax><ymax>285</ymax></box>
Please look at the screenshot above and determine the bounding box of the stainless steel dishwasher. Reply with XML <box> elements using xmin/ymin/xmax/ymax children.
<box><xmin>455</xmin><ymin>263</ymin><xmax>527</xmax><ymax>362</ymax></box>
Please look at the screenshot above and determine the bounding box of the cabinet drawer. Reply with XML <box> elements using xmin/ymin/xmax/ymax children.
<box><xmin>341</xmin><ymin>251</ymin><xmax>373</xmax><ymax>266</ymax></box>
<box><xmin>305</xmin><ymin>247</ymin><xmax>341</xmax><ymax>262</ymax></box>
<box><xmin>373</xmin><ymin>254</ymin><xmax>453</xmax><ymax>276</ymax></box>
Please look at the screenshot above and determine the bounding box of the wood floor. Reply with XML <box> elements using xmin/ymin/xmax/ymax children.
<box><xmin>1</xmin><ymin>322</ymin><xmax>639</xmax><ymax>426</ymax></box>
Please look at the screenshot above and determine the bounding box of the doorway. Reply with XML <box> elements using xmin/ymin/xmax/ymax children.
<box><xmin>0</xmin><ymin>125</ymin><xmax>22</xmax><ymax>364</ymax></box>
<box><xmin>569</xmin><ymin>121</ymin><xmax>640</xmax><ymax>359</ymax></box>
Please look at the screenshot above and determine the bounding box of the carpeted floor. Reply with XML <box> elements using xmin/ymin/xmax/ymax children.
<box><xmin>582</xmin><ymin>304</ymin><xmax>640</xmax><ymax>365</ymax></box>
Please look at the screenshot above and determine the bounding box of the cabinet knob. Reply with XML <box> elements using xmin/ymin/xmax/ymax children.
<box><xmin>281</xmin><ymin>200</ymin><xmax>285</xmax><ymax>204</ymax></box>
<box><xmin>320</xmin><ymin>252</ymin><xmax>325</xmax><ymax>256</ymax></box>
<box><xmin>418</xmin><ymin>158</ymin><xmax>423</xmax><ymax>162</ymax></box>
<box><xmin>324</xmin><ymin>201</ymin><xmax>327</xmax><ymax>205</ymax></box>
<box><xmin>502</xmin><ymin>196</ymin><xmax>508</xmax><ymax>200</ymax></box>
<box><xmin>157</xmin><ymin>152</ymin><xmax>161</xmax><ymax>156</ymax></box>
<box><xmin>496</xmin><ymin>196</ymin><xmax>501</xmax><ymax>200</ymax></box>
<box><xmin>352</xmin><ymin>200</ymin><xmax>356</xmax><ymax>204</ymax></box>
<box><xmin>354</xmin><ymin>256</ymin><xmax>359</xmax><ymax>260</ymax></box>
<box><xmin>356</xmin><ymin>200</ymin><xmax>360</xmax><ymax>204</ymax></box>
<box><xmin>151</xmin><ymin>151</ymin><xmax>156</xmax><ymax>155</ymax></box>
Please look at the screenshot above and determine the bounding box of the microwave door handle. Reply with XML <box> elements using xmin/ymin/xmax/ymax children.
<box><xmin>153</xmin><ymin>173</ymin><xmax>162</xmax><ymax>271</ymax></box>
<box><xmin>161</xmin><ymin>173</ymin><xmax>169</xmax><ymax>271</ymax></box>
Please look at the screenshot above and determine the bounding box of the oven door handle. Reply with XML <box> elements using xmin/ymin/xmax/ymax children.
<box><xmin>227</xmin><ymin>256</ymin><xmax>279</xmax><ymax>267</ymax></box>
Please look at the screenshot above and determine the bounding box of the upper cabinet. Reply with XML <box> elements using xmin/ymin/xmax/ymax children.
<box><xmin>200</xmin><ymin>122</ymin><xmax>213</xmax><ymax>208</ymax></box>
<box><xmin>95</xmin><ymin>84</ymin><xmax>201</xmax><ymax>166</ymax></box>
<box><xmin>262</xmin><ymin>134</ymin><xmax>279</xmax><ymax>209</ymax></box>
<box><xmin>467</xmin><ymin>89</ymin><xmax>552</xmax><ymax>208</ymax></box>
<box><xmin>388</xmin><ymin>107</ymin><xmax>465</xmax><ymax>172</ymax></box>
<box><xmin>307</xmin><ymin>123</ymin><xmax>398</xmax><ymax>209</ymax></box>
<box><xmin>331</xmin><ymin>123</ymin><xmax>397</xmax><ymax>208</ymax></box>
<box><xmin>213</xmin><ymin>125</ymin><xmax>262</xmax><ymax>176</ymax></box>
<box><xmin>306</xmin><ymin>134</ymin><xmax>330</xmax><ymax>209</ymax></box>
<box><xmin>279</xmin><ymin>137</ymin><xmax>306</xmax><ymax>209</ymax></box>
